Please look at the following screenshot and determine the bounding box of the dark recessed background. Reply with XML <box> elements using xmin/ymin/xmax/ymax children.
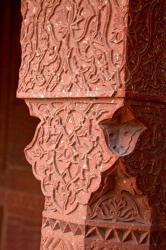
<box><xmin>0</xmin><ymin>1</ymin><xmax>44</xmax><ymax>249</ymax></box>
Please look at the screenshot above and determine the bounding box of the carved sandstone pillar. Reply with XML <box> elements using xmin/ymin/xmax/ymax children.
<box><xmin>17</xmin><ymin>0</ymin><xmax>166</xmax><ymax>249</ymax></box>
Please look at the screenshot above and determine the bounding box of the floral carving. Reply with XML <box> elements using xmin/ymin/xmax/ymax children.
<box><xmin>18</xmin><ymin>0</ymin><xmax>166</xmax><ymax>99</ymax></box>
<box><xmin>90</xmin><ymin>191</ymin><xmax>143</xmax><ymax>223</ymax></box>
<box><xmin>24</xmin><ymin>100</ymin><xmax>121</xmax><ymax>214</ymax></box>
<box><xmin>17</xmin><ymin>0</ymin><xmax>128</xmax><ymax>97</ymax></box>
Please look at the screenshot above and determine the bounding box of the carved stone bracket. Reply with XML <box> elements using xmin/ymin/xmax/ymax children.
<box><xmin>17</xmin><ymin>0</ymin><xmax>166</xmax><ymax>249</ymax></box>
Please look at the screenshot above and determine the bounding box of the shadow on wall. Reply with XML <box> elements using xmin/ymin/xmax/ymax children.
<box><xmin>0</xmin><ymin>0</ymin><xmax>44</xmax><ymax>250</ymax></box>
<box><xmin>125</xmin><ymin>0</ymin><xmax>166</xmax><ymax>224</ymax></box>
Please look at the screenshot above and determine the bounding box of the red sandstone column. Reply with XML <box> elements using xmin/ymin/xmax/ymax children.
<box><xmin>17</xmin><ymin>0</ymin><xmax>166</xmax><ymax>249</ymax></box>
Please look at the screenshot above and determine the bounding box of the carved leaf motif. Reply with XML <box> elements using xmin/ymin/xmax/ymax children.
<box><xmin>91</xmin><ymin>191</ymin><xmax>143</xmax><ymax>223</ymax></box>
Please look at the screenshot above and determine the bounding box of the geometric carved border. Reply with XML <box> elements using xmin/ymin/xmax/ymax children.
<box><xmin>43</xmin><ymin>217</ymin><xmax>166</xmax><ymax>246</ymax></box>
<box><xmin>43</xmin><ymin>217</ymin><xmax>150</xmax><ymax>245</ymax></box>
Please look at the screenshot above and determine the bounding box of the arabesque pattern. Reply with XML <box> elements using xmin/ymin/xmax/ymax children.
<box><xmin>25</xmin><ymin>100</ymin><xmax>121</xmax><ymax>215</ymax></box>
<box><xmin>18</xmin><ymin>0</ymin><xmax>128</xmax><ymax>97</ymax></box>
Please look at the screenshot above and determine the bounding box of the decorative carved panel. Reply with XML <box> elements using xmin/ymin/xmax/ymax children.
<box><xmin>17</xmin><ymin>0</ymin><xmax>128</xmax><ymax>98</ymax></box>
<box><xmin>17</xmin><ymin>0</ymin><xmax>166</xmax><ymax>249</ymax></box>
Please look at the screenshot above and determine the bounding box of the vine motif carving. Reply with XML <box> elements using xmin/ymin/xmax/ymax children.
<box><xmin>18</xmin><ymin>0</ymin><xmax>128</xmax><ymax>97</ymax></box>
<box><xmin>25</xmin><ymin>100</ymin><xmax>120</xmax><ymax>214</ymax></box>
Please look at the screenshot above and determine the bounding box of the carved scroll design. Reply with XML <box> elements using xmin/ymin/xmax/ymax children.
<box><xmin>88</xmin><ymin>161</ymin><xmax>149</xmax><ymax>225</ymax></box>
<box><xmin>18</xmin><ymin>0</ymin><xmax>128</xmax><ymax>97</ymax></box>
<box><xmin>24</xmin><ymin>100</ymin><xmax>121</xmax><ymax>215</ymax></box>
<box><xmin>24</xmin><ymin>99</ymin><xmax>148</xmax><ymax>222</ymax></box>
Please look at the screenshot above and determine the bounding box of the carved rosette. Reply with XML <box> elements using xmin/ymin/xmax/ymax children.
<box><xmin>17</xmin><ymin>0</ymin><xmax>166</xmax><ymax>249</ymax></box>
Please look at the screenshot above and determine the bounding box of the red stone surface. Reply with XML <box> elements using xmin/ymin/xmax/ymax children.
<box><xmin>17</xmin><ymin>0</ymin><xmax>166</xmax><ymax>249</ymax></box>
